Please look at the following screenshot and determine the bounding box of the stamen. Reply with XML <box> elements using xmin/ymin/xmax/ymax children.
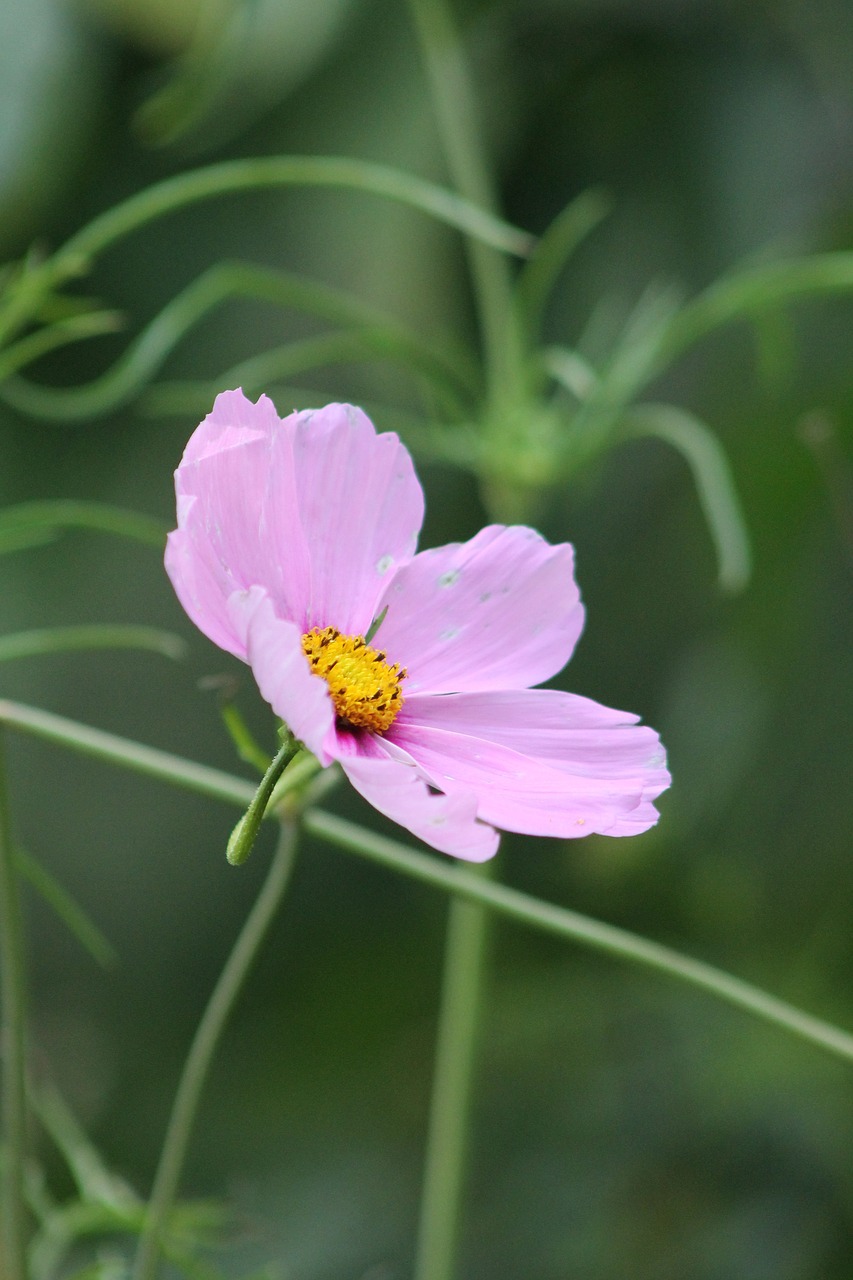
<box><xmin>301</xmin><ymin>625</ymin><xmax>406</xmax><ymax>733</ymax></box>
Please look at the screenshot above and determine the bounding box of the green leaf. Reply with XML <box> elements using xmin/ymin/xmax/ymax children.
<box><xmin>59</xmin><ymin>156</ymin><xmax>535</xmax><ymax>268</ymax></box>
<box><xmin>307</xmin><ymin>808</ymin><xmax>853</xmax><ymax>1068</ymax></box>
<box><xmin>540</xmin><ymin>344</ymin><xmax>598</xmax><ymax>401</ymax></box>
<box><xmin>516</xmin><ymin>187</ymin><xmax>611</xmax><ymax>337</ymax></box>
<box><xmin>0</xmin><ymin>699</ymin><xmax>257</xmax><ymax>809</ymax></box>
<box><xmin>555</xmin><ymin>284</ymin><xmax>684</xmax><ymax>470</ymax></box>
<box><xmin>14</xmin><ymin>848</ymin><xmax>116</xmax><ymax>969</ymax></box>
<box><xmin>0</xmin><ymin>310</ymin><xmax>123</xmax><ymax>383</ymax></box>
<box><xmin>661</xmin><ymin>250</ymin><xmax>853</xmax><ymax>363</ymax></box>
<box><xmin>0</xmin><ymin>625</ymin><xmax>187</xmax><ymax>664</ymax></box>
<box><xmin>0</xmin><ymin>261</ymin><xmax>478</xmax><ymax>422</ymax></box>
<box><xmin>0</xmin><ymin>501</ymin><xmax>167</xmax><ymax>552</ymax></box>
<box><xmin>217</xmin><ymin>330</ymin><xmax>473</xmax><ymax>418</ymax></box>
<box><xmin>217</xmin><ymin>700</ymin><xmax>272</xmax><ymax>776</ymax></box>
<box><xmin>0</xmin><ymin>158</ymin><xmax>533</xmax><ymax>354</ymax></box>
<box><xmin>33</xmin><ymin>1081</ymin><xmax>133</xmax><ymax>1206</ymax></box>
<box><xmin>624</xmin><ymin>402</ymin><xmax>752</xmax><ymax>591</ymax></box>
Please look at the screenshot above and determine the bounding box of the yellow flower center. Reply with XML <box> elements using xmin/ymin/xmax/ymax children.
<box><xmin>301</xmin><ymin>625</ymin><xmax>406</xmax><ymax>733</ymax></box>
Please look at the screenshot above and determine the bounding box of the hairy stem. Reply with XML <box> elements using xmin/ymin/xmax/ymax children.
<box><xmin>131</xmin><ymin>819</ymin><xmax>299</xmax><ymax>1280</ymax></box>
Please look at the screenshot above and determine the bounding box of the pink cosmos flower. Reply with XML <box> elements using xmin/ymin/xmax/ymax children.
<box><xmin>166</xmin><ymin>390</ymin><xmax>669</xmax><ymax>861</ymax></box>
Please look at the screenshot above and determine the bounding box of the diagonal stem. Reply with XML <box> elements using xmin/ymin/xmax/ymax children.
<box><xmin>0</xmin><ymin>731</ymin><xmax>28</xmax><ymax>1280</ymax></box>
<box><xmin>6</xmin><ymin>702</ymin><xmax>853</xmax><ymax>1070</ymax></box>
<box><xmin>131</xmin><ymin>818</ymin><xmax>300</xmax><ymax>1280</ymax></box>
<box><xmin>414</xmin><ymin>863</ymin><xmax>493</xmax><ymax>1280</ymax></box>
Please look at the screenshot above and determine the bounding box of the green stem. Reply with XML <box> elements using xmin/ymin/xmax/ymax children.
<box><xmin>414</xmin><ymin>864</ymin><xmax>493</xmax><ymax>1280</ymax></box>
<box><xmin>659</xmin><ymin>251</ymin><xmax>853</xmax><ymax>365</ymax></box>
<box><xmin>0</xmin><ymin>261</ymin><xmax>478</xmax><ymax>423</ymax></box>
<box><xmin>0</xmin><ymin>698</ymin><xmax>256</xmax><ymax>809</ymax></box>
<box><xmin>131</xmin><ymin>818</ymin><xmax>300</xmax><ymax>1280</ymax></box>
<box><xmin>408</xmin><ymin>0</ymin><xmax>524</xmax><ymax>402</ymax></box>
<box><xmin>60</xmin><ymin>158</ymin><xmax>531</xmax><ymax>267</ymax></box>
<box><xmin>0</xmin><ymin>158</ymin><xmax>532</xmax><ymax>350</ymax></box>
<box><xmin>226</xmin><ymin>736</ymin><xmax>298</xmax><ymax>865</ymax></box>
<box><xmin>0</xmin><ymin>732</ymin><xmax>28</xmax><ymax>1280</ymax></box>
<box><xmin>0</xmin><ymin>501</ymin><xmax>168</xmax><ymax>551</ymax></box>
<box><xmin>307</xmin><ymin>811</ymin><xmax>853</xmax><ymax>1069</ymax></box>
<box><xmin>0</xmin><ymin>624</ymin><xmax>186</xmax><ymax>665</ymax></box>
<box><xmin>5</xmin><ymin>700</ymin><xmax>853</xmax><ymax>1070</ymax></box>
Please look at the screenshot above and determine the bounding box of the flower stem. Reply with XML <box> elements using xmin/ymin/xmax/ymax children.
<box><xmin>7</xmin><ymin>701</ymin><xmax>853</xmax><ymax>1071</ymax></box>
<box><xmin>414</xmin><ymin>863</ymin><xmax>493</xmax><ymax>1280</ymax></box>
<box><xmin>226</xmin><ymin>736</ymin><xmax>298</xmax><ymax>865</ymax></box>
<box><xmin>131</xmin><ymin>819</ymin><xmax>300</xmax><ymax>1280</ymax></box>
<box><xmin>0</xmin><ymin>731</ymin><xmax>28</xmax><ymax>1280</ymax></box>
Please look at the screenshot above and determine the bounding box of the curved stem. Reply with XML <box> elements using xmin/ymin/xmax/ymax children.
<box><xmin>226</xmin><ymin>736</ymin><xmax>298</xmax><ymax>866</ymax></box>
<box><xmin>0</xmin><ymin>159</ymin><xmax>532</xmax><ymax>351</ymax></box>
<box><xmin>0</xmin><ymin>501</ymin><xmax>167</xmax><ymax>551</ymax></box>
<box><xmin>0</xmin><ymin>261</ymin><xmax>478</xmax><ymax>423</ymax></box>
<box><xmin>59</xmin><ymin>157</ymin><xmax>530</xmax><ymax>267</ymax></box>
<box><xmin>131</xmin><ymin>819</ymin><xmax>300</xmax><ymax>1280</ymax></box>
<box><xmin>0</xmin><ymin>624</ymin><xmax>186</xmax><ymax>665</ymax></box>
<box><xmin>0</xmin><ymin>731</ymin><xmax>28</xmax><ymax>1280</ymax></box>
<box><xmin>414</xmin><ymin>864</ymin><xmax>493</xmax><ymax>1280</ymax></box>
<box><xmin>660</xmin><ymin>251</ymin><xmax>853</xmax><ymax>365</ymax></box>
<box><xmin>624</xmin><ymin>403</ymin><xmax>751</xmax><ymax>592</ymax></box>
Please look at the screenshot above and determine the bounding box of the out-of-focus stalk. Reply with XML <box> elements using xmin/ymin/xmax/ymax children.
<box><xmin>413</xmin><ymin>864</ymin><xmax>494</xmax><ymax>1280</ymax></box>
<box><xmin>0</xmin><ymin>731</ymin><xmax>28</xmax><ymax>1280</ymax></box>
<box><xmin>408</xmin><ymin>0</ymin><xmax>525</xmax><ymax>405</ymax></box>
<box><xmin>132</xmin><ymin>818</ymin><xmax>300</xmax><ymax>1280</ymax></box>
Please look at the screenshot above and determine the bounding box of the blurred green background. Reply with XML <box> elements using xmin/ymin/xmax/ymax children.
<box><xmin>3</xmin><ymin>0</ymin><xmax>853</xmax><ymax>1276</ymax></box>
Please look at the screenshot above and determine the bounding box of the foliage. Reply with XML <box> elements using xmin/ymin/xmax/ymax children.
<box><xmin>1</xmin><ymin>0</ymin><xmax>853</xmax><ymax>1276</ymax></box>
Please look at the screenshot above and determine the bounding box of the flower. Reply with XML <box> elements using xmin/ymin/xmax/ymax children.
<box><xmin>166</xmin><ymin>390</ymin><xmax>669</xmax><ymax>861</ymax></box>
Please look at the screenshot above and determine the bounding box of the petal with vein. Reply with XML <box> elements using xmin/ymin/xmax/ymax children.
<box><xmin>228</xmin><ymin>587</ymin><xmax>337</xmax><ymax>766</ymax></box>
<box><xmin>376</xmin><ymin>525</ymin><xmax>583</xmax><ymax>694</ymax></box>
<box><xmin>291</xmin><ymin>403</ymin><xmax>424</xmax><ymax>634</ymax></box>
<box><xmin>340</xmin><ymin>750</ymin><xmax>499</xmax><ymax>861</ymax></box>
<box><xmin>167</xmin><ymin>389</ymin><xmax>311</xmax><ymax>652</ymax></box>
<box><xmin>389</xmin><ymin>715</ymin><xmax>663</xmax><ymax>838</ymax></box>
<box><xmin>399</xmin><ymin>689</ymin><xmax>669</xmax><ymax>789</ymax></box>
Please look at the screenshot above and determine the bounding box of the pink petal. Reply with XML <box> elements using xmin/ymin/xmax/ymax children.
<box><xmin>288</xmin><ymin>403</ymin><xmax>424</xmax><ymax>635</ymax></box>
<box><xmin>339</xmin><ymin>749</ymin><xmax>499</xmax><ymax>861</ymax></box>
<box><xmin>167</xmin><ymin>390</ymin><xmax>311</xmax><ymax>656</ymax></box>
<box><xmin>399</xmin><ymin>690</ymin><xmax>670</xmax><ymax>790</ymax></box>
<box><xmin>176</xmin><ymin>386</ymin><xmax>279</xmax><ymax>464</ymax></box>
<box><xmin>389</xmin><ymin>691</ymin><xmax>668</xmax><ymax>837</ymax></box>
<box><xmin>374</xmin><ymin>525</ymin><xmax>584</xmax><ymax>694</ymax></box>
<box><xmin>166</xmin><ymin>391</ymin><xmax>424</xmax><ymax>658</ymax></box>
<box><xmin>166</xmin><ymin>514</ymin><xmax>247</xmax><ymax>660</ymax></box>
<box><xmin>228</xmin><ymin>587</ymin><xmax>337</xmax><ymax>766</ymax></box>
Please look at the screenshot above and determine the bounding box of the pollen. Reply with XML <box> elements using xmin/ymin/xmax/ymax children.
<box><xmin>301</xmin><ymin>625</ymin><xmax>407</xmax><ymax>733</ymax></box>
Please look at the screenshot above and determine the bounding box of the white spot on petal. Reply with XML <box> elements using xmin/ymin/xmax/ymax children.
<box><xmin>479</xmin><ymin>591</ymin><xmax>492</xmax><ymax>603</ymax></box>
<box><xmin>376</xmin><ymin>554</ymin><xmax>394</xmax><ymax>575</ymax></box>
<box><xmin>438</xmin><ymin>569</ymin><xmax>460</xmax><ymax>587</ymax></box>
<box><xmin>439</xmin><ymin>626</ymin><xmax>460</xmax><ymax>641</ymax></box>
